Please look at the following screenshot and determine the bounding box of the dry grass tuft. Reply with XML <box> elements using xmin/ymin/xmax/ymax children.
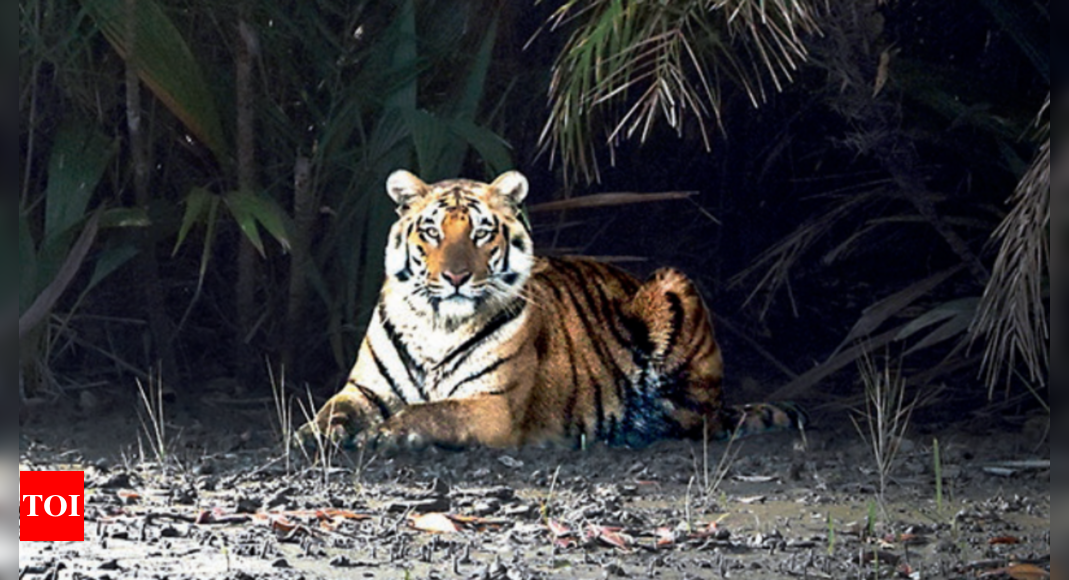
<box><xmin>850</xmin><ymin>355</ymin><xmax>917</xmax><ymax>505</ymax></box>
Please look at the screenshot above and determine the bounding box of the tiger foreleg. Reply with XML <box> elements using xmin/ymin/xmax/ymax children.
<box><xmin>295</xmin><ymin>384</ymin><xmax>389</xmax><ymax>451</ymax></box>
<box><xmin>359</xmin><ymin>395</ymin><xmax>519</xmax><ymax>452</ymax></box>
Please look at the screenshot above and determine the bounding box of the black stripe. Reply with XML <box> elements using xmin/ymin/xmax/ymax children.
<box><xmin>590</xmin><ymin>276</ymin><xmax>649</xmax><ymax>377</ymax></box>
<box><xmin>367</xmin><ymin>343</ymin><xmax>407</xmax><ymax>403</ymax></box>
<box><xmin>663</xmin><ymin>292</ymin><xmax>685</xmax><ymax>361</ymax></box>
<box><xmin>555</xmin><ymin>270</ymin><xmax>610</xmax><ymax>407</ymax></box>
<box><xmin>404</xmin><ymin>222</ymin><xmax>414</xmax><ymax>266</ymax></box>
<box><xmin>435</xmin><ymin>299</ymin><xmax>525</xmax><ymax>376</ymax></box>
<box><xmin>348</xmin><ymin>379</ymin><xmax>394</xmax><ymax>420</ymax></box>
<box><xmin>558</xmin><ymin>261</ymin><xmax>648</xmax><ymax>428</ymax></box>
<box><xmin>553</xmin><ymin>261</ymin><xmax>631</xmax><ymax>385</ymax></box>
<box><xmin>553</xmin><ymin>263</ymin><xmax>622</xmax><ymax>442</ymax></box>
<box><xmin>377</xmin><ymin>304</ymin><xmax>427</xmax><ymax>401</ymax></box>
<box><xmin>540</xmin><ymin>281</ymin><xmax>580</xmax><ymax>440</ymax></box>
<box><xmin>592</xmin><ymin>365</ymin><xmax>605</xmax><ymax>441</ymax></box>
<box><xmin>560</xmin><ymin>308</ymin><xmax>582</xmax><ymax>437</ymax></box>
<box><xmin>500</xmin><ymin>224</ymin><xmax>511</xmax><ymax>274</ymax></box>
<box><xmin>397</xmin><ymin>225</ymin><xmax>413</xmax><ymax>281</ymax></box>
<box><xmin>557</xmin><ymin>259</ymin><xmax>632</xmax><ymax>349</ymax></box>
<box><xmin>446</xmin><ymin>351</ymin><xmax>518</xmax><ymax>398</ymax></box>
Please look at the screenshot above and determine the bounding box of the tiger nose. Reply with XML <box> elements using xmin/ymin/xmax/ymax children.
<box><xmin>442</xmin><ymin>269</ymin><xmax>472</xmax><ymax>288</ymax></box>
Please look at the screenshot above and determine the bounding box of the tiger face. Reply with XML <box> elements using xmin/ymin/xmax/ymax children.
<box><xmin>382</xmin><ymin>170</ymin><xmax>534</xmax><ymax>323</ymax></box>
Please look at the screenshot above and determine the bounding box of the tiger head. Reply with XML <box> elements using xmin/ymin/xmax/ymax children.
<box><xmin>382</xmin><ymin>170</ymin><xmax>534</xmax><ymax>324</ymax></box>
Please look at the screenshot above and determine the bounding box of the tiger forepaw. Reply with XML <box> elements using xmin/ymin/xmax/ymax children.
<box><xmin>356</xmin><ymin>423</ymin><xmax>431</xmax><ymax>454</ymax></box>
<box><xmin>294</xmin><ymin>414</ymin><xmax>356</xmax><ymax>453</ymax></box>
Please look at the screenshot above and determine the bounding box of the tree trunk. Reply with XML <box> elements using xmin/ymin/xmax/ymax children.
<box><xmin>284</xmin><ymin>156</ymin><xmax>314</xmax><ymax>374</ymax></box>
<box><xmin>234</xmin><ymin>14</ymin><xmax>260</xmax><ymax>388</ymax></box>
<box><xmin>126</xmin><ymin>0</ymin><xmax>178</xmax><ymax>394</ymax></box>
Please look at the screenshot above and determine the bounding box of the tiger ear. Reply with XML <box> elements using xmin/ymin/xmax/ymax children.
<box><xmin>386</xmin><ymin>170</ymin><xmax>429</xmax><ymax>212</ymax></box>
<box><xmin>489</xmin><ymin>171</ymin><xmax>529</xmax><ymax>206</ymax></box>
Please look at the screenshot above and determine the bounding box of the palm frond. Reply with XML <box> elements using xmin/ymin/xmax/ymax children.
<box><xmin>81</xmin><ymin>0</ymin><xmax>229</xmax><ymax>161</ymax></box>
<box><xmin>972</xmin><ymin>95</ymin><xmax>1050</xmax><ymax>395</ymax></box>
<box><xmin>540</xmin><ymin>0</ymin><xmax>821</xmax><ymax>182</ymax></box>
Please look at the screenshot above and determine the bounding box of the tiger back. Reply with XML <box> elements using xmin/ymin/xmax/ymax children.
<box><xmin>297</xmin><ymin>170</ymin><xmax>804</xmax><ymax>451</ymax></box>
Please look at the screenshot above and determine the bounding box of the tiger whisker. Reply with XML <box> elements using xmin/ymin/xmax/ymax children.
<box><xmin>489</xmin><ymin>280</ymin><xmax>542</xmax><ymax>311</ymax></box>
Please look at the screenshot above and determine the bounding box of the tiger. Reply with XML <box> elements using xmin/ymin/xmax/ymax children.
<box><xmin>296</xmin><ymin>170</ymin><xmax>805</xmax><ymax>451</ymax></box>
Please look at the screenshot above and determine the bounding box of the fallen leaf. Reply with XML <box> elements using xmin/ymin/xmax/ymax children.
<box><xmin>1005</xmin><ymin>563</ymin><xmax>1050</xmax><ymax>580</ymax></box>
<box><xmin>195</xmin><ymin>509</ymin><xmax>219</xmax><ymax>525</ymax></box>
<box><xmin>267</xmin><ymin>515</ymin><xmax>299</xmax><ymax>534</ymax></box>
<box><xmin>547</xmin><ymin>519</ymin><xmax>573</xmax><ymax>538</ymax></box>
<box><xmin>898</xmin><ymin>533</ymin><xmax>929</xmax><ymax>546</ymax></box>
<box><xmin>689</xmin><ymin>521</ymin><xmax>725</xmax><ymax>540</ymax></box>
<box><xmin>409</xmin><ymin>512</ymin><xmax>460</xmax><ymax>534</ymax></box>
<box><xmin>732</xmin><ymin>475</ymin><xmax>777</xmax><ymax>483</ymax></box>
<box><xmin>319</xmin><ymin>518</ymin><xmax>342</xmax><ymax>532</ymax></box>
<box><xmin>447</xmin><ymin>514</ymin><xmax>507</xmax><ymax>531</ymax></box>
<box><xmin>116</xmin><ymin>491</ymin><xmax>141</xmax><ymax>504</ymax></box>
<box><xmin>554</xmin><ymin>537</ymin><xmax>579</xmax><ymax>549</ymax></box>
<box><xmin>586</xmin><ymin>524</ymin><xmax>633</xmax><ymax>550</ymax></box>
<box><xmin>315</xmin><ymin>509</ymin><xmax>372</xmax><ymax>522</ymax></box>
<box><xmin>655</xmin><ymin>527</ymin><xmax>676</xmax><ymax>547</ymax></box>
<box><xmin>989</xmin><ymin>536</ymin><xmax>1022</xmax><ymax>545</ymax></box>
<box><xmin>196</xmin><ymin>508</ymin><xmax>250</xmax><ymax>525</ymax></box>
<box><xmin>551</xmin><ymin>525</ymin><xmax>579</xmax><ymax>548</ymax></box>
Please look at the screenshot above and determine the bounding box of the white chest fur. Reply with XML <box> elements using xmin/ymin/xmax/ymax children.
<box><xmin>360</xmin><ymin>293</ymin><xmax>527</xmax><ymax>402</ymax></box>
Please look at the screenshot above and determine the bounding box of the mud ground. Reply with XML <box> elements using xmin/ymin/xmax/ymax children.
<box><xmin>18</xmin><ymin>390</ymin><xmax>1050</xmax><ymax>580</ymax></box>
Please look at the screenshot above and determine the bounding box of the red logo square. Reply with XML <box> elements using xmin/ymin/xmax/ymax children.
<box><xmin>19</xmin><ymin>471</ymin><xmax>85</xmax><ymax>542</ymax></box>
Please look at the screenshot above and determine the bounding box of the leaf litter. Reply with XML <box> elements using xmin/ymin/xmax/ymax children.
<box><xmin>18</xmin><ymin>405</ymin><xmax>1049</xmax><ymax>580</ymax></box>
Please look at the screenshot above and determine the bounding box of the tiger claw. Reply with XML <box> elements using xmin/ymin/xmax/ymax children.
<box><xmin>357</xmin><ymin>424</ymin><xmax>431</xmax><ymax>454</ymax></box>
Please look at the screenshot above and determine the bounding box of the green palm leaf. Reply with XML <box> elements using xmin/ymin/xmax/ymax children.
<box><xmin>81</xmin><ymin>0</ymin><xmax>228</xmax><ymax>162</ymax></box>
<box><xmin>541</xmin><ymin>0</ymin><xmax>820</xmax><ymax>182</ymax></box>
<box><xmin>225</xmin><ymin>189</ymin><xmax>293</xmax><ymax>257</ymax></box>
